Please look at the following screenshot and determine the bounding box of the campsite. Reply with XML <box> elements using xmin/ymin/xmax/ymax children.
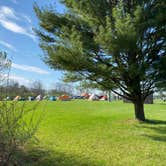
<box><xmin>0</xmin><ymin>94</ymin><xmax>166</xmax><ymax>165</ymax></box>
<box><xmin>0</xmin><ymin>0</ymin><xmax>165</xmax><ymax>165</ymax></box>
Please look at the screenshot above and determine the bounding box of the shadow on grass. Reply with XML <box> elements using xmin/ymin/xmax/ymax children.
<box><xmin>144</xmin><ymin>119</ymin><xmax>166</xmax><ymax>125</ymax></box>
<box><xmin>138</xmin><ymin>119</ymin><xmax>166</xmax><ymax>142</ymax></box>
<box><xmin>17</xmin><ymin>148</ymin><xmax>100</xmax><ymax>166</ymax></box>
<box><xmin>144</xmin><ymin>135</ymin><xmax>166</xmax><ymax>142</ymax></box>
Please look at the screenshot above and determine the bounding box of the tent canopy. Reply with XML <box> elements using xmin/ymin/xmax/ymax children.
<box><xmin>81</xmin><ymin>93</ymin><xmax>89</xmax><ymax>98</ymax></box>
<box><xmin>100</xmin><ymin>95</ymin><xmax>108</xmax><ymax>100</ymax></box>
<box><xmin>88</xmin><ymin>94</ymin><xmax>99</xmax><ymax>101</ymax></box>
<box><xmin>14</xmin><ymin>96</ymin><xmax>21</xmax><ymax>101</ymax></box>
<box><xmin>49</xmin><ymin>96</ymin><xmax>56</xmax><ymax>101</ymax></box>
<box><xmin>58</xmin><ymin>95</ymin><xmax>70</xmax><ymax>101</ymax></box>
<box><xmin>36</xmin><ymin>95</ymin><xmax>42</xmax><ymax>101</ymax></box>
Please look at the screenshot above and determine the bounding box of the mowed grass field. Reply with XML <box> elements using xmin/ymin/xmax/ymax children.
<box><xmin>24</xmin><ymin>100</ymin><xmax>166</xmax><ymax>166</ymax></box>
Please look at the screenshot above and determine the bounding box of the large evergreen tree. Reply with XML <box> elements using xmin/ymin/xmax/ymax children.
<box><xmin>34</xmin><ymin>0</ymin><xmax>166</xmax><ymax>121</ymax></box>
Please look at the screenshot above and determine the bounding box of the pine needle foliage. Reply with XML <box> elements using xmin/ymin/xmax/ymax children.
<box><xmin>34</xmin><ymin>0</ymin><xmax>166</xmax><ymax>121</ymax></box>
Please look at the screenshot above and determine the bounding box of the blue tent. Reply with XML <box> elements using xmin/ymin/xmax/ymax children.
<box><xmin>49</xmin><ymin>96</ymin><xmax>56</xmax><ymax>101</ymax></box>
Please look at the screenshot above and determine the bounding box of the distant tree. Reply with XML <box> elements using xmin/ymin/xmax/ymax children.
<box><xmin>0</xmin><ymin>51</ymin><xmax>11</xmax><ymax>99</ymax></box>
<box><xmin>49</xmin><ymin>82</ymin><xmax>74</xmax><ymax>96</ymax></box>
<box><xmin>0</xmin><ymin>51</ymin><xmax>11</xmax><ymax>83</ymax></box>
<box><xmin>6</xmin><ymin>81</ymin><xmax>19</xmax><ymax>98</ymax></box>
<box><xmin>19</xmin><ymin>85</ymin><xmax>30</xmax><ymax>97</ymax></box>
<box><xmin>31</xmin><ymin>81</ymin><xmax>45</xmax><ymax>96</ymax></box>
<box><xmin>35</xmin><ymin>0</ymin><xmax>166</xmax><ymax>121</ymax></box>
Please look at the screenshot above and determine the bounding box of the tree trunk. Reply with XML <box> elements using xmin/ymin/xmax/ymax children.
<box><xmin>108</xmin><ymin>91</ymin><xmax>111</xmax><ymax>102</ymax></box>
<box><xmin>134</xmin><ymin>100</ymin><xmax>145</xmax><ymax>121</ymax></box>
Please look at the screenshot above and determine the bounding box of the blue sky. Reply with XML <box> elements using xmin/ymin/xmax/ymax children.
<box><xmin>0</xmin><ymin>0</ymin><xmax>66</xmax><ymax>89</ymax></box>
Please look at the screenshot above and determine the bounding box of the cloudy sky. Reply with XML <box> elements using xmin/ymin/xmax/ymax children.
<box><xmin>0</xmin><ymin>0</ymin><xmax>65</xmax><ymax>89</ymax></box>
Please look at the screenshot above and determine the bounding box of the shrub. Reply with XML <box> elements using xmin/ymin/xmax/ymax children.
<box><xmin>0</xmin><ymin>101</ymin><xmax>42</xmax><ymax>165</ymax></box>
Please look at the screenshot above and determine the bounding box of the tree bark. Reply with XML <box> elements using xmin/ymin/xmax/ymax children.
<box><xmin>134</xmin><ymin>100</ymin><xmax>145</xmax><ymax>121</ymax></box>
<box><xmin>108</xmin><ymin>91</ymin><xmax>111</xmax><ymax>102</ymax></box>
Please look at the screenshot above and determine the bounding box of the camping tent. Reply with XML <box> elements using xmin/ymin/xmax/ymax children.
<box><xmin>81</xmin><ymin>93</ymin><xmax>89</xmax><ymax>99</ymax></box>
<box><xmin>49</xmin><ymin>96</ymin><xmax>56</xmax><ymax>101</ymax></box>
<box><xmin>43</xmin><ymin>95</ymin><xmax>49</xmax><ymax>100</ymax></box>
<box><xmin>14</xmin><ymin>96</ymin><xmax>21</xmax><ymax>101</ymax></box>
<box><xmin>5</xmin><ymin>96</ymin><xmax>11</xmax><ymax>101</ymax></box>
<box><xmin>100</xmin><ymin>95</ymin><xmax>108</xmax><ymax>101</ymax></box>
<box><xmin>28</xmin><ymin>96</ymin><xmax>35</xmax><ymax>101</ymax></box>
<box><xmin>72</xmin><ymin>96</ymin><xmax>84</xmax><ymax>99</ymax></box>
<box><xmin>58</xmin><ymin>95</ymin><xmax>70</xmax><ymax>101</ymax></box>
<box><xmin>36</xmin><ymin>95</ymin><xmax>42</xmax><ymax>101</ymax></box>
<box><xmin>88</xmin><ymin>94</ymin><xmax>99</xmax><ymax>101</ymax></box>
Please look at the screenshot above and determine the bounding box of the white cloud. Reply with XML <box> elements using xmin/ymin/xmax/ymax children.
<box><xmin>0</xmin><ymin>18</ymin><xmax>35</xmax><ymax>40</ymax></box>
<box><xmin>0</xmin><ymin>6</ymin><xmax>35</xmax><ymax>41</ymax></box>
<box><xmin>0</xmin><ymin>40</ymin><xmax>17</xmax><ymax>52</ymax></box>
<box><xmin>9</xmin><ymin>74</ymin><xmax>31</xmax><ymax>86</ymax></box>
<box><xmin>0</xmin><ymin>6</ymin><xmax>32</xmax><ymax>23</ymax></box>
<box><xmin>0</xmin><ymin>6</ymin><xmax>18</xmax><ymax>20</ymax></box>
<box><xmin>12</xmin><ymin>63</ymin><xmax>50</xmax><ymax>75</ymax></box>
<box><xmin>22</xmin><ymin>15</ymin><xmax>32</xmax><ymax>24</ymax></box>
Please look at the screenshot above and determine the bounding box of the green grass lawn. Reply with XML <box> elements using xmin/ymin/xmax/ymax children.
<box><xmin>24</xmin><ymin>100</ymin><xmax>166</xmax><ymax>166</ymax></box>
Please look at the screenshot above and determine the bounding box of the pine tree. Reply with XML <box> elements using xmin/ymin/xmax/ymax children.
<box><xmin>34</xmin><ymin>0</ymin><xmax>166</xmax><ymax>121</ymax></box>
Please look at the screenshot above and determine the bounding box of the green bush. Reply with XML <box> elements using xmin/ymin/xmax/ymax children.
<box><xmin>0</xmin><ymin>101</ymin><xmax>42</xmax><ymax>165</ymax></box>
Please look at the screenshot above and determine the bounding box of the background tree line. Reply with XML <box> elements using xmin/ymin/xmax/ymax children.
<box><xmin>0</xmin><ymin>80</ymin><xmax>75</xmax><ymax>100</ymax></box>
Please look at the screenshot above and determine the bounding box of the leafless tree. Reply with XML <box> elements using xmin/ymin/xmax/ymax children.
<box><xmin>30</xmin><ymin>80</ymin><xmax>45</xmax><ymax>96</ymax></box>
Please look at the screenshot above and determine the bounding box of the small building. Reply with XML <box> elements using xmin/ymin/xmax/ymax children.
<box><xmin>123</xmin><ymin>94</ymin><xmax>153</xmax><ymax>104</ymax></box>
